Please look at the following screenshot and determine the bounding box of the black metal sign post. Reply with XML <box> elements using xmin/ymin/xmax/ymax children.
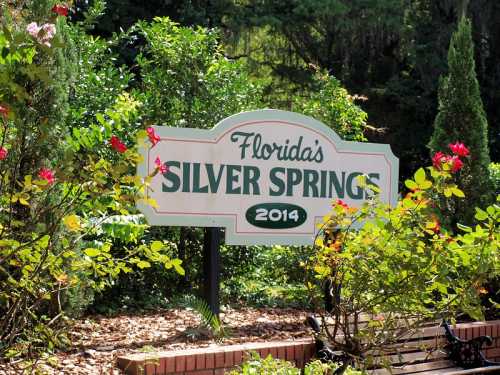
<box><xmin>203</xmin><ymin>227</ymin><xmax>221</xmax><ymax>316</ymax></box>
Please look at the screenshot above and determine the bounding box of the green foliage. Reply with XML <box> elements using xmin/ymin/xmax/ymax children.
<box><xmin>225</xmin><ymin>29</ymin><xmax>368</xmax><ymax>142</ymax></box>
<box><xmin>135</xmin><ymin>17</ymin><xmax>262</xmax><ymax>128</ymax></box>
<box><xmin>79</xmin><ymin>0</ymin><xmax>234</xmax><ymax>35</ymax></box>
<box><xmin>308</xmin><ymin>157</ymin><xmax>499</xmax><ymax>367</ymax></box>
<box><xmin>226</xmin><ymin>0</ymin><xmax>404</xmax><ymax>87</ymax></box>
<box><xmin>66</xmin><ymin>25</ymin><xmax>133</xmax><ymax>130</ymax></box>
<box><xmin>490</xmin><ymin>163</ymin><xmax>500</xmax><ymax>196</ymax></box>
<box><xmin>72</xmin><ymin>0</ymin><xmax>107</xmax><ymax>30</ymax></box>
<box><xmin>222</xmin><ymin>0</ymin><xmax>500</xmax><ymax>182</ymax></box>
<box><xmin>228</xmin><ymin>353</ymin><xmax>300</xmax><ymax>375</ymax></box>
<box><xmin>428</xmin><ymin>17</ymin><xmax>492</xmax><ymax>224</ymax></box>
<box><xmin>182</xmin><ymin>295</ymin><xmax>227</xmax><ymax>342</ymax></box>
<box><xmin>296</xmin><ymin>70</ymin><xmax>367</xmax><ymax>141</ymax></box>
<box><xmin>0</xmin><ymin>5</ymin><xmax>184</xmax><ymax>358</ymax></box>
<box><xmin>228</xmin><ymin>352</ymin><xmax>363</xmax><ymax>375</ymax></box>
<box><xmin>88</xmin><ymin>0</ymin><xmax>500</xmax><ymax>170</ymax></box>
<box><xmin>221</xmin><ymin>245</ymin><xmax>311</xmax><ymax>308</ymax></box>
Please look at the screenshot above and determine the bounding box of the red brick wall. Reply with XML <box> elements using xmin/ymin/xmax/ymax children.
<box><xmin>453</xmin><ymin>320</ymin><xmax>500</xmax><ymax>362</ymax></box>
<box><xmin>117</xmin><ymin>320</ymin><xmax>500</xmax><ymax>375</ymax></box>
<box><xmin>117</xmin><ymin>339</ymin><xmax>315</xmax><ymax>375</ymax></box>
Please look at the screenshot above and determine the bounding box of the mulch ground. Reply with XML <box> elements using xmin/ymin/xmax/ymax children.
<box><xmin>0</xmin><ymin>307</ymin><xmax>314</xmax><ymax>374</ymax></box>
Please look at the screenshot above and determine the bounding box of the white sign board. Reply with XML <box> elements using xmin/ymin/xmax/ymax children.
<box><xmin>137</xmin><ymin>110</ymin><xmax>398</xmax><ymax>245</ymax></box>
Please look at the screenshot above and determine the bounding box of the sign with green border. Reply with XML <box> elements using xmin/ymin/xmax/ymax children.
<box><xmin>137</xmin><ymin>109</ymin><xmax>399</xmax><ymax>245</ymax></box>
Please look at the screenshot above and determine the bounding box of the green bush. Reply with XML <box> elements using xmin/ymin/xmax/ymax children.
<box><xmin>0</xmin><ymin>3</ymin><xmax>183</xmax><ymax>359</ymax></box>
<box><xmin>295</xmin><ymin>69</ymin><xmax>368</xmax><ymax>142</ymax></box>
<box><xmin>221</xmin><ymin>245</ymin><xmax>312</xmax><ymax>308</ymax></box>
<box><xmin>227</xmin><ymin>352</ymin><xmax>364</xmax><ymax>375</ymax></box>
<box><xmin>135</xmin><ymin>17</ymin><xmax>262</xmax><ymax>127</ymax></box>
<box><xmin>428</xmin><ymin>18</ymin><xmax>493</xmax><ymax>224</ymax></box>
<box><xmin>66</xmin><ymin>24</ymin><xmax>134</xmax><ymax>130</ymax></box>
<box><xmin>308</xmin><ymin>145</ymin><xmax>499</xmax><ymax>368</ymax></box>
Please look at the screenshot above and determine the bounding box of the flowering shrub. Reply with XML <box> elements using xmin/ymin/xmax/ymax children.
<box><xmin>0</xmin><ymin>3</ymin><xmax>183</xmax><ymax>360</ymax></box>
<box><xmin>431</xmin><ymin>142</ymin><xmax>469</xmax><ymax>173</ymax></box>
<box><xmin>307</xmin><ymin>143</ymin><xmax>499</xmax><ymax>369</ymax></box>
<box><xmin>51</xmin><ymin>4</ymin><xmax>69</xmax><ymax>17</ymax></box>
<box><xmin>26</xmin><ymin>22</ymin><xmax>57</xmax><ymax>47</ymax></box>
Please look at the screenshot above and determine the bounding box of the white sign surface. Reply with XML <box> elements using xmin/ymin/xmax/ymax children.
<box><xmin>137</xmin><ymin>110</ymin><xmax>398</xmax><ymax>245</ymax></box>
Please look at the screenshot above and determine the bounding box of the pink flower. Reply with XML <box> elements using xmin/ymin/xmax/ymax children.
<box><xmin>0</xmin><ymin>147</ymin><xmax>7</xmax><ymax>160</ymax></box>
<box><xmin>450</xmin><ymin>155</ymin><xmax>464</xmax><ymax>173</ymax></box>
<box><xmin>38</xmin><ymin>168</ymin><xmax>55</xmax><ymax>185</ymax></box>
<box><xmin>110</xmin><ymin>135</ymin><xmax>127</xmax><ymax>153</ymax></box>
<box><xmin>26</xmin><ymin>22</ymin><xmax>40</xmax><ymax>38</ymax></box>
<box><xmin>449</xmin><ymin>142</ymin><xmax>469</xmax><ymax>157</ymax></box>
<box><xmin>335</xmin><ymin>199</ymin><xmax>349</xmax><ymax>209</ymax></box>
<box><xmin>155</xmin><ymin>157</ymin><xmax>168</xmax><ymax>174</ymax></box>
<box><xmin>146</xmin><ymin>127</ymin><xmax>161</xmax><ymax>147</ymax></box>
<box><xmin>52</xmin><ymin>4</ymin><xmax>69</xmax><ymax>17</ymax></box>
<box><xmin>0</xmin><ymin>105</ymin><xmax>9</xmax><ymax>119</ymax></box>
<box><xmin>40</xmin><ymin>24</ymin><xmax>56</xmax><ymax>47</ymax></box>
<box><xmin>432</xmin><ymin>152</ymin><xmax>447</xmax><ymax>170</ymax></box>
<box><xmin>432</xmin><ymin>151</ymin><xmax>463</xmax><ymax>173</ymax></box>
<box><xmin>26</xmin><ymin>22</ymin><xmax>56</xmax><ymax>47</ymax></box>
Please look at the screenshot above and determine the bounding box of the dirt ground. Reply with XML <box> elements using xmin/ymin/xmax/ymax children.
<box><xmin>0</xmin><ymin>307</ymin><xmax>314</xmax><ymax>374</ymax></box>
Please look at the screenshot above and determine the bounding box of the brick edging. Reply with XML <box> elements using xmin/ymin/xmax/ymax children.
<box><xmin>117</xmin><ymin>320</ymin><xmax>500</xmax><ymax>375</ymax></box>
<box><xmin>117</xmin><ymin>339</ymin><xmax>315</xmax><ymax>375</ymax></box>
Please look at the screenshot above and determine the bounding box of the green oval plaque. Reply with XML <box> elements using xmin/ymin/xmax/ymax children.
<box><xmin>245</xmin><ymin>203</ymin><xmax>307</xmax><ymax>229</ymax></box>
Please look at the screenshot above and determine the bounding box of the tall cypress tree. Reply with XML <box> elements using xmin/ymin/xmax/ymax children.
<box><xmin>429</xmin><ymin>17</ymin><xmax>492</xmax><ymax>224</ymax></box>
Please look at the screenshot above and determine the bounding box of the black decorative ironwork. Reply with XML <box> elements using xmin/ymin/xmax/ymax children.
<box><xmin>442</xmin><ymin>320</ymin><xmax>500</xmax><ymax>369</ymax></box>
<box><xmin>306</xmin><ymin>315</ymin><xmax>352</xmax><ymax>374</ymax></box>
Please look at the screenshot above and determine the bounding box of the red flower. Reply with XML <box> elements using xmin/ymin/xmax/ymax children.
<box><xmin>449</xmin><ymin>142</ymin><xmax>469</xmax><ymax>157</ymax></box>
<box><xmin>0</xmin><ymin>105</ymin><xmax>9</xmax><ymax>119</ymax></box>
<box><xmin>155</xmin><ymin>157</ymin><xmax>168</xmax><ymax>174</ymax></box>
<box><xmin>432</xmin><ymin>151</ymin><xmax>447</xmax><ymax>170</ymax></box>
<box><xmin>450</xmin><ymin>155</ymin><xmax>464</xmax><ymax>173</ymax></box>
<box><xmin>38</xmin><ymin>168</ymin><xmax>55</xmax><ymax>185</ymax></box>
<box><xmin>52</xmin><ymin>4</ymin><xmax>69</xmax><ymax>16</ymax></box>
<box><xmin>146</xmin><ymin>127</ymin><xmax>161</xmax><ymax>147</ymax></box>
<box><xmin>0</xmin><ymin>147</ymin><xmax>7</xmax><ymax>160</ymax></box>
<box><xmin>335</xmin><ymin>199</ymin><xmax>349</xmax><ymax>209</ymax></box>
<box><xmin>110</xmin><ymin>135</ymin><xmax>127</xmax><ymax>153</ymax></box>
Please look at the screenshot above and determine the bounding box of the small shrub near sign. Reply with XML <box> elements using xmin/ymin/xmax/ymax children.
<box><xmin>227</xmin><ymin>352</ymin><xmax>363</xmax><ymax>375</ymax></box>
<box><xmin>306</xmin><ymin>143</ymin><xmax>499</xmax><ymax>369</ymax></box>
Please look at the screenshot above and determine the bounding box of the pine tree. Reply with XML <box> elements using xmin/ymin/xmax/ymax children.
<box><xmin>429</xmin><ymin>17</ymin><xmax>492</xmax><ymax>225</ymax></box>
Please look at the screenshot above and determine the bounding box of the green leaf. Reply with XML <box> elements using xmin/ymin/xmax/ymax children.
<box><xmin>150</xmin><ymin>240</ymin><xmax>163</xmax><ymax>252</ymax></box>
<box><xmin>456</xmin><ymin>223</ymin><xmax>472</xmax><ymax>232</ymax></box>
<box><xmin>96</xmin><ymin>113</ymin><xmax>107</xmax><ymax>127</ymax></box>
<box><xmin>456</xmin><ymin>249</ymin><xmax>471</xmax><ymax>266</ymax></box>
<box><xmin>474</xmin><ymin>208</ymin><xmax>488</xmax><ymax>221</ymax></box>
<box><xmin>84</xmin><ymin>248</ymin><xmax>100</xmax><ymax>257</ymax></box>
<box><xmin>404</xmin><ymin>180</ymin><xmax>418</xmax><ymax>190</ymax></box>
<box><xmin>38</xmin><ymin>235</ymin><xmax>50</xmax><ymax>248</ymax></box>
<box><xmin>2</xmin><ymin>25</ymin><xmax>12</xmax><ymax>42</ymax></box>
<box><xmin>419</xmin><ymin>180</ymin><xmax>432</xmax><ymax>190</ymax></box>
<box><xmin>137</xmin><ymin>260</ymin><xmax>151</xmax><ymax>269</ymax></box>
<box><xmin>434</xmin><ymin>282</ymin><xmax>448</xmax><ymax>294</ymax></box>
<box><xmin>171</xmin><ymin>258</ymin><xmax>185</xmax><ymax>275</ymax></box>
<box><xmin>414</xmin><ymin>168</ymin><xmax>426</xmax><ymax>184</ymax></box>
<box><xmin>451</xmin><ymin>187</ymin><xmax>465</xmax><ymax>198</ymax></box>
<box><xmin>402</xmin><ymin>198</ymin><xmax>415</xmax><ymax>208</ymax></box>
